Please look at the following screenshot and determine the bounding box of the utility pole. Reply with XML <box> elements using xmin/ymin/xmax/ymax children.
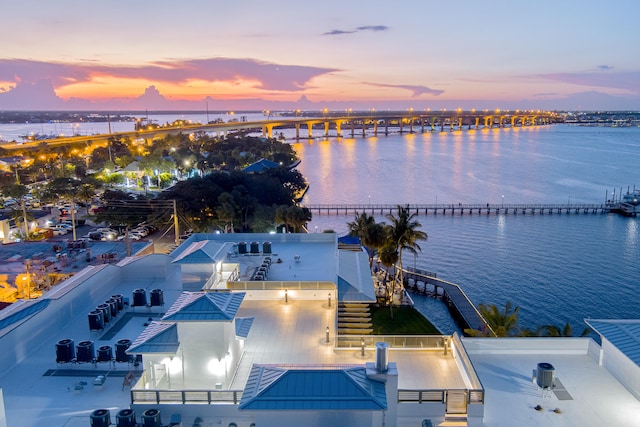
<box><xmin>71</xmin><ymin>199</ymin><xmax>77</xmax><ymax>241</ymax></box>
<box><xmin>21</xmin><ymin>198</ymin><xmax>29</xmax><ymax>240</ymax></box>
<box><xmin>173</xmin><ymin>199</ymin><xmax>179</xmax><ymax>246</ymax></box>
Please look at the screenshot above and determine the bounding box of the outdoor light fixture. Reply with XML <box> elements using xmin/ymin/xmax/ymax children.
<box><xmin>285</xmin><ymin>289</ymin><xmax>288</xmax><ymax>303</ymax></box>
<box><xmin>326</xmin><ymin>326</ymin><xmax>330</xmax><ymax>343</ymax></box>
<box><xmin>328</xmin><ymin>293</ymin><xmax>331</xmax><ymax>307</ymax></box>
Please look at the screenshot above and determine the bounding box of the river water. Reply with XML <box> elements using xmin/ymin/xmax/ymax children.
<box><xmin>294</xmin><ymin>125</ymin><xmax>640</xmax><ymax>335</ymax></box>
<box><xmin>2</xmin><ymin>115</ymin><xmax>638</xmax><ymax>335</ymax></box>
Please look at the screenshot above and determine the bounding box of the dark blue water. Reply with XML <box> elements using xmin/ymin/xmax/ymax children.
<box><xmin>296</xmin><ymin>125</ymin><xmax>640</xmax><ymax>334</ymax></box>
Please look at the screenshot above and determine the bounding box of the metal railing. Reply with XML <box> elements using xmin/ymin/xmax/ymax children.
<box><xmin>226</xmin><ymin>281</ymin><xmax>335</xmax><ymax>291</ymax></box>
<box><xmin>336</xmin><ymin>335</ymin><xmax>446</xmax><ymax>349</ymax></box>
<box><xmin>131</xmin><ymin>389</ymin><xmax>243</xmax><ymax>405</ymax></box>
<box><xmin>397</xmin><ymin>388</ymin><xmax>484</xmax><ymax>404</ymax></box>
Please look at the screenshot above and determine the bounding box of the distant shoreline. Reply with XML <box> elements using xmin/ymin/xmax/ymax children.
<box><xmin>0</xmin><ymin>110</ymin><xmax>263</xmax><ymax>124</ymax></box>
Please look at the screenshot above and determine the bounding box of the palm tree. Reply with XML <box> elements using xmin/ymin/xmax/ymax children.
<box><xmin>539</xmin><ymin>322</ymin><xmax>590</xmax><ymax>337</ymax></box>
<box><xmin>385</xmin><ymin>205</ymin><xmax>428</xmax><ymax>289</ymax></box>
<box><xmin>347</xmin><ymin>212</ymin><xmax>386</xmax><ymax>268</ymax></box>
<box><xmin>377</xmin><ymin>242</ymin><xmax>399</xmax><ymax>318</ymax></box>
<box><xmin>10</xmin><ymin>206</ymin><xmax>34</xmax><ymax>239</ymax></box>
<box><xmin>77</xmin><ymin>182</ymin><xmax>98</xmax><ymax>215</ymax></box>
<box><xmin>472</xmin><ymin>301</ymin><xmax>520</xmax><ymax>337</ymax></box>
<box><xmin>4</xmin><ymin>184</ymin><xmax>30</xmax><ymax>240</ymax></box>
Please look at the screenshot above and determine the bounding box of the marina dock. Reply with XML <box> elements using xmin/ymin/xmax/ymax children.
<box><xmin>402</xmin><ymin>268</ymin><xmax>494</xmax><ymax>336</ymax></box>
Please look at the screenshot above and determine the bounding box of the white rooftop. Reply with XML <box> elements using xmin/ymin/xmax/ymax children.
<box><xmin>463</xmin><ymin>337</ymin><xmax>640</xmax><ymax>427</ymax></box>
<box><xmin>1</xmin><ymin>234</ymin><xmax>639</xmax><ymax>427</ymax></box>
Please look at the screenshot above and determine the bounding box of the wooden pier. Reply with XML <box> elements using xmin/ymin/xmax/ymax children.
<box><xmin>402</xmin><ymin>268</ymin><xmax>495</xmax><ymax>337</ymax></box>
<box><xmin>304</xmin><ymin>203</ymin><xmax>610</xmax><ymax>216</ymax></box>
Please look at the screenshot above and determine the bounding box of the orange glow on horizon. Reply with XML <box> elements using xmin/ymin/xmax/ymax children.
<box><xmin>22</xmin><ymin>72</ymin><xmax>555</xmax><ymax>105</ymax></box>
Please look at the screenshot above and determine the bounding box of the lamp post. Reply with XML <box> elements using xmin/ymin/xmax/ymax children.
<box><xmin>502</xmin><ymin>195</ymin><xmax>504</xmax><ymax>208</ymax></box>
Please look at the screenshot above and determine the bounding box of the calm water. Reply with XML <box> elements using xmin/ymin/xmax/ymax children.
<box><xmin>294</xmin><ymin>125</ymin><xmax>640</xmax><ymax>334</ymax></box>
<box><xmin>3</xmin><ymin>117</ymin><xmax>639</xmax><ymax>334</ymax></box>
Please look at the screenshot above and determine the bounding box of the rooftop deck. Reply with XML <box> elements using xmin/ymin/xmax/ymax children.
<box><xmin>231</xmin><ymin>299</ymin><xmax>466</xmax><ymax>391</ymax></box>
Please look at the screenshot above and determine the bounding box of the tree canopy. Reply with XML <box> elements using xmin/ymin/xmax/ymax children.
<box><xmin>159</xmin><ymin>167</ymin><xmax>308</xmax><ymax>232</ymax></box>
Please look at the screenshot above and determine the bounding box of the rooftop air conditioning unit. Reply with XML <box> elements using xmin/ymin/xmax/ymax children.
<box><xmin>141</xmin><ymin>408</ymin><xmax>161</xmax><ymax>427</ymax></box>
<box><xmin>90</xmin><ymin>409</ymin><xmax>111</xmax><ymax>427</ymax></box>
<box><xmin>116</xmin><ymin>408</ymin><xmax>136</xmax><ymax>427</ymax></box>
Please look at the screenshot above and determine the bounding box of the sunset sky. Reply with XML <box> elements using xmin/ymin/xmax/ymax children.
<box><xmin>1</xmin><ymin>0</ymin><xmax>639</xmax><ymax>111</ymax></box>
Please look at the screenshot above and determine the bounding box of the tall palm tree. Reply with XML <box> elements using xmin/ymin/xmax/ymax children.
<box><xmin>385</xmin><ymin>205</ymin><xmax>428</xmax><ymax>288</ymax></box>
<box><xmin>377</xmin><ymin>241</ymin><xmax>399</xmax><ymax>318</ymax></box>
<box><xmin>77</xmin><ymin>182</ymin><xmax>98</xmax><ymax>215</ymax></box>
<box><xmin>347</xmin><ymin>212</ymin><xmax>386</xmax><ymax>268</ymax></box>
<box><xmin>4</xmin><ymin>184</ymin><xmax>30</xmax><ymax>240</ymax></box>
<box><xmin>11</xmin><ymin>206</ymin><xmax>34</xmax><ymax>239</ymax></box>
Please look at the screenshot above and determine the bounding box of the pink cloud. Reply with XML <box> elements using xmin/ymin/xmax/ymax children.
<box><xmin>0</xmin><ymin>58</ymin><xmax>339</xmax><ymax>92</ymax></box>
<box><xmin>364</xmin><ymin>82</ymin><xmax>444</xmax><ymax>97</ymax></box>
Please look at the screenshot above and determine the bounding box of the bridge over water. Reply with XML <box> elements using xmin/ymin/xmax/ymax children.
<box><xmin>0</xmin><ymin>111</ymin><xmax>558</xmax><ymax>152</ymax></box>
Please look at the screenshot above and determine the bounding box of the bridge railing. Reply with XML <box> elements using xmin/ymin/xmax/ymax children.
<box><xmin>303</xmin><ymin>203</ymin><xmax>607</xmax><ymax>215</ymax></box>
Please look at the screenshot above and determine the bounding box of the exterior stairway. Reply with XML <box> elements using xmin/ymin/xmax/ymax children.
<box><xmin>338</xmin><ymin>303</ymin><xmax>373</xmax><ymax>336</ymax></box>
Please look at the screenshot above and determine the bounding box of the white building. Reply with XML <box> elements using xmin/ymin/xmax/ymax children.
<box><xmin>0</xmin><ymin>233</ymin><xmax>639</xmax><ymax>427</ymax></box>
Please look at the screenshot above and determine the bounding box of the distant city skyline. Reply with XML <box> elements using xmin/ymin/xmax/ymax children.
<box><xmin>1</xmin><ymin>0</ymin><xmax>639</xmax><ymax>111</ymax></box>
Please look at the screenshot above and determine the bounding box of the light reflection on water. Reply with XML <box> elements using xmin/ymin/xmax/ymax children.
<box><xmin>299</xmin><ymin>125</ymin><xmax>640</xmax><ymax>332</ymax></box>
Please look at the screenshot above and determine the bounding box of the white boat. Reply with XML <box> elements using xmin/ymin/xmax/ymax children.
<box><xmin>622</xmin><ymin>189</ymin><xmax>640</xmax><ymax>206</ymax></box>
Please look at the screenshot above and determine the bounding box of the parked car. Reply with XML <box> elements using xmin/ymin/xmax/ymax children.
<box><xmin>50</xmin><ymin>227</ymin><xmax>68</xmax><ymax>236</ymax></box>
<box><xmin>59</xmin><ymin>207</ymin><xmax>78</xmax><ymax>216</ymax></box>
<box><xmin>132</xmin><ymin>227</ymin><xmax>149</xmax><ymax>237</ymax></box>
<box><xmin>87</xmin><ymin>231</ymin><xmax>103</xmax><ymax>241</ymax></box>
<box><xmin>96</xmin><ymin>228</ymin><xmax>118</xmax><ymax>240</ymax></box>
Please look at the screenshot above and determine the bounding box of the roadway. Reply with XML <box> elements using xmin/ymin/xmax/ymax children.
<box><xmin>0</xmin><ymin>111</ymin><xmax>559</xmax><ymax>151</ymax></box>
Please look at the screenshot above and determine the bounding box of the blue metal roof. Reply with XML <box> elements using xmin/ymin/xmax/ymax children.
<box><xmin>586</xmin><ymin>319</ymin><xmax>640</xmax><ymax>367</ymax></box>
<box><xmin>235</xmin><ymin>317</ymin><xmax>254</xmax><ymax>339</ymax></box>
<box><xmin>239</xmin><ymin>365</ymin><xmax>387</xmax><ymax>411</ymax></box>
<box><xmin>127</xmin><ymin>322</ymin><xmax>179</xmax><ymax>354</ymax></box>
<box><xmin>162</xmin><ymin>291</ymin><xmax>245</xmax><ymax>322</ymax></box>
<box><xmin>243</xmin><ymin>158</ymin><xmax>279</xmax><ymax>173</ymax></box>
<box><xmin>172</xmin><ymin>241</ymin><xmax>229</xmax><ymax>264</ymax></box>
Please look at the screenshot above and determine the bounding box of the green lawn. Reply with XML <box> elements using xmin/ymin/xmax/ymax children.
<box><xmin>370</xmin><ymin>305</ymin><xmax>441</xmax><ymax>335</ymax></box>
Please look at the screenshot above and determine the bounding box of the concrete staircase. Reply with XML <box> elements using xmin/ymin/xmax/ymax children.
<box><xmin>338</xmin><ymin>303</ymin><xmax>373</xmax><ymax>336</ymax></box>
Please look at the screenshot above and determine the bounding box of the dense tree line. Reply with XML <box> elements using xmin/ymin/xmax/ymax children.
<box><xmin>2</xmin><ymin>133</ymin><xmax>310</xmax><ymax>234</ymax></box>
<box><xmin>159</xmin><ymin>166</ymin><xmax>308</xmax><ymax>233</ymax></box>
